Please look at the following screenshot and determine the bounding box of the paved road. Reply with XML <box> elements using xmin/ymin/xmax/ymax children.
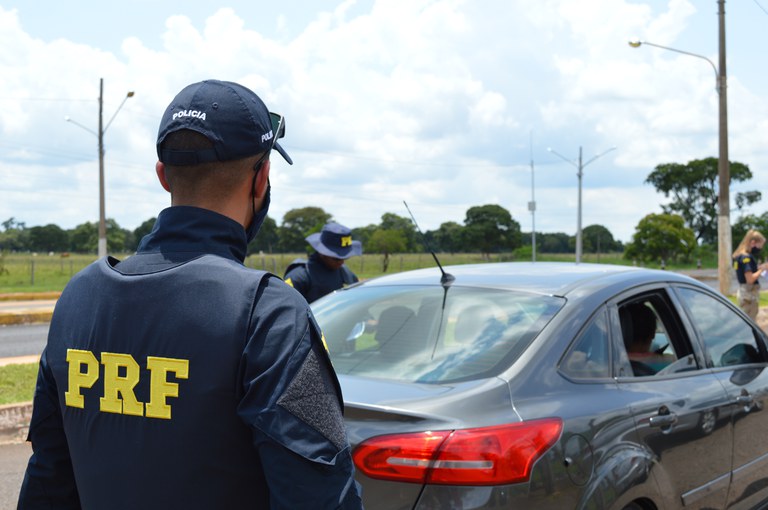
<box><xmin>0</xmin><ymin>442</ymin><xmax>30</xmax><ymax>510</ymax></box>
<box><xmin>0</xmin><ymin>324</ymin><xmax>48</xmax><ymax>359</ymax></box>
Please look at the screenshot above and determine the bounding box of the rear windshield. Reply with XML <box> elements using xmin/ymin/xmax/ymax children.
<box><xmin>312</xmin><ymin>285</ymin><xmax>564</xmax><ymax>384</ymax></box>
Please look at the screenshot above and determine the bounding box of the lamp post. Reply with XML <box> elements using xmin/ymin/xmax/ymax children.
<box><xmin>66</xmin><ymin>78</ymin><xmax>134</xmax><ymax>258</ymax></box>
<box><xmin>547</xmin><ymin>146</ymin><xmax>616</xmax><ymax>264</ymax></box>
<box><xmin>529</xmin><ymin>131</ymin><xmax>536</xmax><ymax>262</ymax></box>
<box><xmin>629</xmin><ymin>0</ymin><xmax>730</xmax><ymax>295</ymax></box>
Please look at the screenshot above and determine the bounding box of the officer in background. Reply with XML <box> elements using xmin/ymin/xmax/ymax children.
<box><xmin>18</xmin><ymin>80</ymin><xmax>362</xmax><ymax>510</ymax></box>
<box><xmin>732</xmin><ymin>228</ymin><xmax>768</xmax><ymax>320</ymax></box>
<box><xmin>284</xmin><ymin>222</ymin><xmax>362</xmax><ymax>302</ymax></box>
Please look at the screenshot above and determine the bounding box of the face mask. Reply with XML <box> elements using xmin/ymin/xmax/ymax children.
<box><xmin>751</xmin><ymin>246</ymin><xmax>762</xmax><ymax>257</ymax></box>
<box><xmin>246</xmin><ymin>183</ymin><xmax>270</xmax><ymax>244</ymax></box>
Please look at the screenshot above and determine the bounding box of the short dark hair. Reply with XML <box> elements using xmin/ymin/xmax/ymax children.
<box><xmin>628</xmin><ymin>303</ymin><xmax>656</xmax><ymax>345</ymax></box>
<box><xmin>161</xmin><ymin>129</ymin><xmax>260</xmax><ymax>198</ymax></box>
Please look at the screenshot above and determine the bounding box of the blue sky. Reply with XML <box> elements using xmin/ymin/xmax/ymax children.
<box><xmin>1</xmin><ymin>0</ymin><xmax>767</xmax><ymax>243</ymax></box>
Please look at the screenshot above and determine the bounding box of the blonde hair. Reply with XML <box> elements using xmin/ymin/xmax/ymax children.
<box><xmin>733</xmin><ymin>229</ymin><xmax>766</xmax><ymax>258</ymax></box>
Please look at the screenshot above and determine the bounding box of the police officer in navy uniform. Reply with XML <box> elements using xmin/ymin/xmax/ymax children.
<box><xmin>18</xmin><ymin>80</ymin><xmax>363</xmax><ymax>510</ymax></box>
<box><xmin>732</xmin><ymin>228</ymin><xmax>768</xmax><ymax>320</ymax></box>
<box><xmin>284</xmin><ymin>222</ymin><xmax>362</xmax><ymax>303</ymax></box>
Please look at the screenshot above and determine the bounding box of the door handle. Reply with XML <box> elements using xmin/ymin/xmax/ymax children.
<box><xmin>735</xmin><ymin>392</ymin><xmax>754</xmax><ymax>410</ymax></box>
<box><xmin>649</xmin><ymin>413</ymin><xmax>678</xmax><ymax>428</ymax></box>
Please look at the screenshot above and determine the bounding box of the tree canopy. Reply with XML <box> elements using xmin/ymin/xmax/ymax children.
<box><xmin>645</xmin><ymin>157</ymin><xmax>759</xmax><ymax>245</ymax></box>
<box><xmin>624</xmin><ymin>213</ymin><xmax>696</xmax><ymax>263</ymax></box>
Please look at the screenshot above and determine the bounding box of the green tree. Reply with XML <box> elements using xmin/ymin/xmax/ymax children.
<box><xmin>69</xmin><ymin>222</ymin><xmax>97</xmax><ymax>253</ymax></box>
<box><xmin>463</xmin><ymin>204</ymin><xmax>521</xmax><ymax>258</ymax></box>
<box><xmin>278</xmin><ymin>207</ymin><xmax>332</xmax><ymax>253</ymax></box>
<box><xmin>379</xmin><ymin>213</ymin><xmax>419</xmax><ymax>252</ymax></box>
<box><xmin>732</xmin><ymin>212</ymin><xmax>768</xmax><ymax>250</ymax></box>
<box><xmin>367</xmin><ymin>229</ymin><xmax>407</xmax><ymax>272</ymax></box>
<box><xmin>582</xmin><ymin>224</ymin><xmax>619</xmax><ymax>253</ymax></box>
<box><xmin>248</xmin><ymin>216</ymin><xmax>279</xmax><ymax>254</ymax></box>
<box><xmin>128</xmin><ymin>217</ymin><xmax>157</xmax><ymax>251</ymax></box>
<box><xmin>624</xmin><ymin>213</ymin><xmax>696</xmax><ymax>264</ymax></box>
<box><xmin>106</xmin><ymin>218</ymin><xmax>126</xmax><ymax>254</ymax></box>
<box><xmin>646</xmin><ymin>157</ymin><xmax>757</xmax><ymax>244</ymax></box>
<box><xmin>539</xmin><ymin>232</ymin><xmax>571</xmax><ymax>253</ymax></box>
<box><xmin>28</xmin><ymin>224</ymin><xmax>69</xmax><ymax>253</ymax></box>
<box><xmin>0</xmin><ymin>217</ymin><xmax>29</xmax><ymax>251</ymax></box>
<box><xmin>352</xmin><ymin>224</ymin><xmax>378</xmax><ymax>250</ymax></box>
<box><xmin>431</xmin><ymin>221</ymin><xmax>464</xmax><ymax>254</ymax></box>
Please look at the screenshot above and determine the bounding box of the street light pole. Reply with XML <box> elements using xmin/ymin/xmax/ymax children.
<box><xmin>67</xmin><ymin>78</ymin><xmax>134</xmax><ymax>258</ymax></box>
<box><xmin>629</xmin><ymin>0</ymin><xmax>731</xmax><ymax>294</ymax></box>
<box><xmin>548</xmin><ymin>145</ymin><xmax>616</xmax><ymax>264</ymax></box>
<box><xmin>529</xmin><ymin>131</ymin><xmax>536</xmax><ymax>262</ymax></box>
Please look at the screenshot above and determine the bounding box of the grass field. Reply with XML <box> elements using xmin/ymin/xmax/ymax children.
<box><xmin>0</xmin><ymin>250</ymin><xmax>713</xmax><ymax>294</ymax></box>
<box><xmin>0</xmin><ymin>363</ymin><xmax>37</xmax><ymax>405</ymax></box>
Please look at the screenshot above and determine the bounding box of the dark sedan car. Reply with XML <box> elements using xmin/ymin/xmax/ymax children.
<box><xmin>311</xmin><ymin>262</ymin><xmax>768</xmax><ymax>510</ymax></box>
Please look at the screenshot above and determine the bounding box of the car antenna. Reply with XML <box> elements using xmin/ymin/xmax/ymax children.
<box><xmin>403</xmin><ymin>201</ymin><xmax>454</xmax><ymax>287</ymax></box>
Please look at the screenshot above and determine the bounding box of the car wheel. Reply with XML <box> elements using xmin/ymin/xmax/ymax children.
<box><xmin>699</xmin><ymin>409</ymin><xmax>717</xmax><ymax>436</ymax></box>
<box><xmin>622</xmin><ymin>503</ymin><xmax>645</xmax><ymax>510</ymax></box>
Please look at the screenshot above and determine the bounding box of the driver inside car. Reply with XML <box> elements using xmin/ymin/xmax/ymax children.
<box><xmin>623</xmin><ymin>302</ymin><xmax>676</xmax><ymax>375</ymax></box>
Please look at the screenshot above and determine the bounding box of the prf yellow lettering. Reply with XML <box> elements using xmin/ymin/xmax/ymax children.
<box><xmin>340</xmin><ymin>235</ymin><xmax>352</xmax><ymax>247</ymax></box>
<box><xmin>100</xmin><ymin>353</ymin><xmax>144</xmax><ymax>416</ymax></box>
<box><xmin>146</xmin><ymin>356</ymin><xmax>189</xmax><ymax>420</ymax></box>
<box><xmin>65</xmin><ymin>349</ymin><xmax>99</xmax><ymax>408</ymax></box>
<box><xmin>64</xmin><ymin>349</ymin><xmax>189</xmax><ymax>420</ymax></box>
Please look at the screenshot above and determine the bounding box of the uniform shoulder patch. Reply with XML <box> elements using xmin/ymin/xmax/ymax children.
<box><xmin>277</xmin><ymin>348</ymin><xmax>346</xmax><ymax>450</ymax></box>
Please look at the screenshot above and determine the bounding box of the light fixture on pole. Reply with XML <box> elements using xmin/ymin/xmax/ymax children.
<box><xmin>547</xmin><ymin>146</ymin><xmax>616</xmax><ymax>264</ymax></box>
<box><xmin>66</xmin><ymin>78</ymin><xmax>135</xmax><ymax>258</ymax></box>
<box><xmin>629</xmin><ymin>1</ymin><xmax>730</xmax><ymax>295</ymax></box>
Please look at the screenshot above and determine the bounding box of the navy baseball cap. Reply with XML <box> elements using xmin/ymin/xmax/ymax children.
<box><xmin>307</xmin><ymin>222</ymin><xmax>363</xmax><ymax>259</ymax></box>
<box><xmin>156</xmin><ymin>79</ymin><xmax>293</xmax><ymax>166</ymax></box>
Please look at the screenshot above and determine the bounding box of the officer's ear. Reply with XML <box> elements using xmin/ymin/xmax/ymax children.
<box><xmin>156</xmin><ymin>161</ymin><xmax>171</xmax><ymax>193</ymax></box>
<box><xmin>253</xmin><ymin>160</ymin><xmax>270</xmax><ymax>201</ymax></box>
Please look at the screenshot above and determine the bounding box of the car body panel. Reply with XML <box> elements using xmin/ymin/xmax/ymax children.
<box><xmin>310</xmin><ymin>262</ymin><xmax>768</xmax><ymax>510</ymax></box>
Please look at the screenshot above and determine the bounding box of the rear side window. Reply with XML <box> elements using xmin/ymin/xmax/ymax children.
<box><xmin>312</xmin><ymin>285</ymin><xmax>564</xmax><ymax>383</ymax></box>
<box><xmin>677</xmin><ymin>287</ymin><xmax>764</xmax><ymax>367</ymax></box>
<box><xmin>560</xmin><ymin>309</ymin><xmax>611</xmax><ymax>379</ymax></box>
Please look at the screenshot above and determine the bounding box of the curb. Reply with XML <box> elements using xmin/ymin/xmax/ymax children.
<box><xmin>0</xmin><ymin>292</ymin><xmax>61</xmax><ymax>302</ymax></box>
<box><xmin>0</xmin><ymin>311</ymin><xmax>53</xmax><ymax>326</ymax></box>
<box><xmin>0</xmin><ymin>402</ymin><xmax>32</xmax><ymax>445</ymax></box>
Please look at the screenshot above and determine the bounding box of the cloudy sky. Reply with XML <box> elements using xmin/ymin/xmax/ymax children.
<box><xmin>1</xmin><ymin>0</ymin><xmax>766</xmax><ymax>243</ymax></box>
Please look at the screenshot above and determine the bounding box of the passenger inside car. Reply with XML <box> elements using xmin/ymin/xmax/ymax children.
<box><xmin>622</xmin><ymin>302</ymin><xmax>676</xmax><ymax>376</ymax></box>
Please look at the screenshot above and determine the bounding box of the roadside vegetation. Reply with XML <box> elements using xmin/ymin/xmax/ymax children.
<box><xmin>0</xmin><ymin>362</ymin><xmax>37</xmax><ymax>405</ymax></box>
<box><xmin>0</xmin><ymin>250</ymin><xmax>719</xmax><ymax>294</ymax></box>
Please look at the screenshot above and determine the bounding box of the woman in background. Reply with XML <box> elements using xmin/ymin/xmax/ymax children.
<box><xmin>732</xmin><ymin>229</ymin><xmax>768</xmax><ymax>320</ymax></box>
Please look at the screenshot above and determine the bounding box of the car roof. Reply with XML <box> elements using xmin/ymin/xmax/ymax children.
<box><xmin>358</xmin><ymin>261</ymin><xmax>703</xmax><ymax>297</ymax></box>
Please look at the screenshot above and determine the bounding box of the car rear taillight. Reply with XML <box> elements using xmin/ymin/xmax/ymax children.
<box><xmin>352</xmin><ymin>418</ymin><xmax>562</xmax><ymax>486</ymax></box>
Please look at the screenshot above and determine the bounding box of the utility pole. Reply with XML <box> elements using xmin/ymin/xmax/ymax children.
<box><xmin>529</xmin><ymin>131</ymin><xmax>536</xmax><ymax>262</ymax></box>
<box><xmin>716</xmin><ymin>0</ymin><xmax>732</xmax><ymax>296</ymax></box>
<box><xmin>98</xmin><ymin>79</ymin><xmax>106</xmax><ymax>259</ymax></box>
<box><xmin>548</xmin><ymin>145</ymin><xmax>616</xmax><ymax>264</ymax></box>
<box><xmin>67</xmin><ymin>79</ymin><xmax>134</xmax><ymax>259</ymax></box>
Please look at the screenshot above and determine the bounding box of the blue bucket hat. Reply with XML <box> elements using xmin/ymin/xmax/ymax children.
<box><xmin>156</xmin><ymin>79</ymin><xmax>293</xmax><ymax>166</ymax></box>
<box><xmin>306</xmin><ymin>222</ymin><xmax>363</xmax><ymax>259</ymax></box>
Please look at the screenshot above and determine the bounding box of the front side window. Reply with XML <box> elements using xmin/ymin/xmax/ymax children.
<box><xmin>676</xmin><ymin>287</ymin><xmax>764</xmax><ymax>368</ymax></box>
<box><xmin>618</xmin><ymin>298</ymin><xmax>682</xmax><ymax>377</ymax></box>
<box><xmin>312</xmin><ymin>285</ymin><xmax>564</xmax><ymax>384</ymax></box>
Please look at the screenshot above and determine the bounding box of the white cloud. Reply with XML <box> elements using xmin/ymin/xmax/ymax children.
<box><xmin>0</xmin><ymin>0</ymin><xmax>765</xmax><ymax>246</ymax></box>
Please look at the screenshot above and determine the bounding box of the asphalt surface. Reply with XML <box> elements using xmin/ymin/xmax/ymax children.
<box><xmin>0</xmin><ymin>324</ymin><xmax>48</xmax><ymax>360</ymax></box>
<box><xmin>1</xmin><ymin>442</ymin><xmax>30</xmax><ymax>510</ymax></box>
